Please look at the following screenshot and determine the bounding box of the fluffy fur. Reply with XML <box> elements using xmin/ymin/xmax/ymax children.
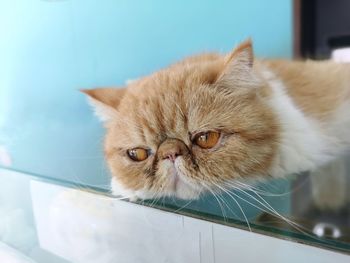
<box><xmin>83</xmin><ymin>40</ymin><xmax>350</xmax><ymax>203</ymax></box>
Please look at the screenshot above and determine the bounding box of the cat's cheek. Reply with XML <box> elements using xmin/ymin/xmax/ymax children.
<box><xmin>110</xmin><ymin>177</ymin><xmax>136</xmax><ymax>199</ymax></box>
<box><xmin>111</xmin><ymin>176</ymin><xmax>154</xmax><ymax>201</ymax></box>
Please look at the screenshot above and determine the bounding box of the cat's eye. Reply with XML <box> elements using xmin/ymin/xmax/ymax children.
<box><xmin>193</xmin><ymin>131</ymin><xmax>221</xmax><ymax>149</ymax></box>
<box><xmin>127</xmin><ymin>148</ymin><xmax>149</xmax><ymax>162</ymax></box>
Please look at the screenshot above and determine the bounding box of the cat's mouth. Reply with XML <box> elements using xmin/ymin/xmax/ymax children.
<box><xmin>111</xmin><ymin>158</ymin><xmax>202</xmax><ymax>201</ymax></box>
<box><xmin>163</xmin><ymin>158</ymin><xmax>201</xmax><ymax>199</ymax></box>
<box><xmin>172</xmin><ymin>170</ymin><xmax>180</xmax><ymax>191</ymax></box>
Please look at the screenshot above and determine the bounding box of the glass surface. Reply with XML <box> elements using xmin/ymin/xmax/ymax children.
<box><xmin>1</xmin><ymin>165</ymin><xmax>350</xmax><ymax>258</ymax></box>
<box><xmin>1</xmin><ymin>0</ymin><xmax>349</xmax><ymax>260</ymax></box>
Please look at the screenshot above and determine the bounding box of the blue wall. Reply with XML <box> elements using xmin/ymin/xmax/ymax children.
<box><xmin>0</xmin><ymin>0</ymin><xmax>292</xmax><ymax>185</ymax></box>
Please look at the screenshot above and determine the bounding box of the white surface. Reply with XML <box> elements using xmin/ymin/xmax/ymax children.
<box><xmin>213</xmin><ymin>224</ymin><xmax>348</xmax><ymax>263</ymax></box>
<box><xmin>30</xmin><ymin>180</ymin><xmax>350</xmax><ymax>263</ymax></box>
<box><xmin>31</xmin><ymin>181</ymin><xmax>200</xmax><ymax>263</ymax></box>
<box><xmin>0</xmin><ymin>242</ymin><xmax>35</xmax><ymax>263</ymax></box>
<box><xmin>332</xmin><ymin>47</ymin><xmax>350</xmax><ymax>63</ymax></box>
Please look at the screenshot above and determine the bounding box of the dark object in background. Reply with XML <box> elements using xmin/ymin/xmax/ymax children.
<box><xmin>294</xmin><ymin>0</ymin><xmax>350</xmax><ymax>59</ymax></box>
<box><xmin>291</xmin><ymin>0</ymin><xmax>350</xmax><ymax>246</ymax></box>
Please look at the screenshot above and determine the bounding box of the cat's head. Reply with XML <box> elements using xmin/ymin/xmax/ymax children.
<box><xmin>83</xmin><ymin>40</ymin><xmax>279</xmax><ymax>200</ymax></box>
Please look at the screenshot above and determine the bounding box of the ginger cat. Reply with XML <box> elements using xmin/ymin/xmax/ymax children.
<box><xmin>83</xmin><ymin>40</ymin><xmax>350</xmax><ymax>209</ymax></box>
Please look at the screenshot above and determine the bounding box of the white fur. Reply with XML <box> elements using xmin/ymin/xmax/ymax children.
<box><xmin>111</xmin><ymin>177</ymin><xmax>153</xmax><ymax>201</ymax></box>
<box><xmin>111</xmin><ymin>68</ymin><xmax>350</xmax><ymax>202</ymax></box>
<box><xmin>310</xmin><ymin>157</ymin><xmax>347</xmax><ymax>210</ymax></box>
<box><xmin>262</xmin><ymin>70</ymin><xmax>339</xmax><ymax>177</ymax></box>
<box><xmin>86</xmin><ymin>97</ymin><xmax>118</xmax><ymax>122</ymax></box>
<box><xmin>111</xmin><ymin>177</ymin><xmax>136</xmax><ymax>200</ymax></box>
<box><xmin>325</xmin><ymin>102</ymin><xmax>350</xmax><ymax>148</ymax></box>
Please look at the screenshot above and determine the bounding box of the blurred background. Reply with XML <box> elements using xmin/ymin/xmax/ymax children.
<box><xmin>0</xmin><ymin>0</ymin><xmax>293</xmax><ymax>186</ymax></box>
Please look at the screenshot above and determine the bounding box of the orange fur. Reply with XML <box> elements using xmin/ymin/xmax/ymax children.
<box><xmin>263</xmin><ymin>59</ymin><xmax>350</xmax><ymax>120</ymax></box>
<box><xmin>83</xmin><ymin>40</ymin><xmax>350</xmax><ymax>200</ymax></box>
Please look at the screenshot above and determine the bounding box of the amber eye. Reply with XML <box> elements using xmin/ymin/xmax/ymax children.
<box><xmin>193</xmin><ymin>131</ymin><xmax>221</xmax><ymax>149</ymax></box>
<box><xmin>127</xmin><ymin>148</ymin><xmax>149</xmax><ymax>162</ymax></box>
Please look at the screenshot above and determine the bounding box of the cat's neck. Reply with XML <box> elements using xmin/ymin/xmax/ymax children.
<box><xmin>260</xmin><ymin>63</ymin><xmax>350</xmax><ymax>176</ymax></box>
<box><xmin>261</xmin><ymin>59</ymin><xmax>350</xmax><ymax>121</ymax></box>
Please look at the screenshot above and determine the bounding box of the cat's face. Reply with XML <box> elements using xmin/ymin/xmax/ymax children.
<box><xmin>83</xmin><ymin>40</ymin><xmax>279</xmax><ymax>200</ymax></box>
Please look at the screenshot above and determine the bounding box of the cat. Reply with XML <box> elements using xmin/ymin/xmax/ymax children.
<box><xmin>82</xmin><ymin>40</ymin><xmax>350</xmax><ymax>209</ymax></box>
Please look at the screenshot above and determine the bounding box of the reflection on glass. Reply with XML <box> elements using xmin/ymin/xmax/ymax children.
<box><xmin>1</xmin><ymin>165</ymin><xmax>349</xmax><ymax>262</ymax></box>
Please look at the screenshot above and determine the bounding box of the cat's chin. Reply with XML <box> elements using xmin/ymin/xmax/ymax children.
<box><xmin>171</xmin><ymin>183</ymin><xmax>201</xmax><ymax>200</ymax></box>
<box><xmin>110</xmin><ymin>177</ymin><xmax>151</xmax><ymax>201</ymax></box>
<box><xmin>110</xmin><ymin>176</ymin><xmax>201</xmax><ymax>201</ymax></box>
<box><xmin>171</xmin><ymin>177</ymin><xmax>202</xmax><ymax>200</ymax></box>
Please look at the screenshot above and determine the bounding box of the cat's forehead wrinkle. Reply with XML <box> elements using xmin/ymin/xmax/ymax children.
<box><xmin>186</xmin><ymin>85</ymin><xmax>231</xmax><ymax>130</ymax></box>
<box><xmin>115</xmin><ymin>91</ymin><xmax>189</xmax><ymax>148</ymax></box>
<box><xmin>113</xmin><ymin>54</ymin><xmax>230</xmax><ymax>149</ymax></box>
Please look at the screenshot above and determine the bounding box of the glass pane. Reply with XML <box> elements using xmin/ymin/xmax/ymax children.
<box><xmin>1</xmin><ymin>166</ymin><xmax>350</xmax><ymax>261</ymax></box>
<box><xmin>3</xmin><ymin>167</ymin><xmax>350</xmax><ymax>262</ymax></box>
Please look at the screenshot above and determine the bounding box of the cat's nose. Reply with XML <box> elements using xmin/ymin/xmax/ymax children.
<box><xmin>158</xmin><ymin>138</ymin><xmax>189</xmax><ymax>162</ymax></box>
<box><xmin>163</xmin><ymin>150</ymin><xmax>180</xmax><ymax>162</ymax></box>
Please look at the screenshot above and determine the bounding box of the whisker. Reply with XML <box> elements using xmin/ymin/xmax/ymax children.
<box><xmin>211</xmin><ymin>182</ymin><xmax>251</xmax><ymax>232</ymax></box>
<box><xmin>148</xmin><ymin>190</ymin><xmax>162</xmax><ymax>208</ymax></box>
<box><xmin>111</xmin><ymin>195</ymin><xmax>134</xmax><ymax>200</ymax></box>
<box><xmin>173</xmin><ymin>199</ymin><xmax>194</xmax><ymax>213</ymax></box>
<box><xmin>232</xmin><ymin>176</ymin><xmax>310</xmax><ymax>197</ymax></box>
<box><xmin>223</xmin><ymin>183</ymin><xmax>323</xmax><ymax>241</ymax></box>
<box><xmin>202</xmin><ymin>183</ymin><xmax>228</xmax><ymax>222</ymax></box>
<box><xmin>213</xmin><ymin>188</ymin><xmax>241</xmax><ymax>220</ymax></box>
<box><xmin>226</xmin><ymin>181</ymin><xmax>286</xmax><ymax>197</ymax></box>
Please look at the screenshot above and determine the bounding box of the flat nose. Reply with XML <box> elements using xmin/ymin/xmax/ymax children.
<box><xmin>158</xmin><ymin>138</ymin><xmax>188</xmax><ymax>162</ymax></box>
<box><xmin>163</xmin><ymin>150</ymin><xmax>180</xmax><ymax>162</ymax></box>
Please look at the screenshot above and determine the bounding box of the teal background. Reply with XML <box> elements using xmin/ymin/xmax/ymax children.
<box><xmin>0</xmin><ymin>0</ymin><xmax>292</xmax><ymax>218</ymax></box>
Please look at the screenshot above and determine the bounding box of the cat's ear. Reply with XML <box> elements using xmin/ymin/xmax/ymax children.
<box><xmin>216</xmin><ymin>39</ymin><xmax>257</xmax><ymax>88</ymax></box>
<box><xmin>81</xmin><ymin>88</ymin><xmax>125</xmax><ymax>122</ymax></box>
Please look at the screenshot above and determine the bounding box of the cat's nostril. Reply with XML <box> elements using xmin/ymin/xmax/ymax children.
<box><xmin>163</xmin><ymin>151</ymin><xmax>181</xmax><ymax>162</ymax></box>
<box><xmin>158</xmin><ymin>138</ymin><xmax>188</xmax><ymax>162</ymax></box>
